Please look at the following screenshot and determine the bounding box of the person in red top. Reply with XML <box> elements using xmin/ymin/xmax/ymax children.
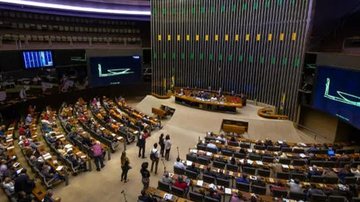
<box><xmin>19</xmin><ymin>125</ymin><xmax>26</xmax><ymax>137</ymax></box>
<box><xmin>174</xmin><ymin>176</ymin><xmax>188</xmax><ymax>190</ymax></box>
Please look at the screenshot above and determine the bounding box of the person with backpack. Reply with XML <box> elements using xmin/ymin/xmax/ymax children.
<box><xmin>150</xmin><ymin>143</ymin><xmax>159</xmax><ymax>174</ymax></box>
<box><xmin>158</xmin><ymin>133</ymin><xmax>165</xmax><ymax>157</ymax></box>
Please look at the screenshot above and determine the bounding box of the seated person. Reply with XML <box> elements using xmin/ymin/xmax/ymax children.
<box><xmin>229</xmin><ymin>192</ymin><xmax>245</xmax><ymax>202</ymax></box>
<box><xmin>338</xmin><ymin>164</ymin><xmax>354</xmax><ymax>183</ymax></box>
<box><xmin>229</xmin><ymin>157</ymin><xmax>236</xmax><ymax>165</ymax></box>
<box><xmin>174</xmin><ymin>176</ymin><xmax>188</xmax><ymax>190</ymax></box>
<box><xmin>307</xmin><ymin>184</ymin><xmax>325</xmax><ymax>198</ymax></box>
<box><xmin>236</xmin><ymin>174</ymin><xmax>249</xmax><ymax>184</ymax></box>
<box><xmin>322</xmin><ymin>168</ymin><xmax>337</xmax><ymax>177</ymax></box>
<box><xmin>206</xmin><ymin>142</ymin><xmax>218</xmax><ymax>152</ymax></box>
<box><xmin>216</xmin><ymin>170</ymin><xmax>229</xmax><ymax>180</ymax></box>
<box><xmin>2</xmin><ymin>177</ymin><xmax>15</xmax><ymax>194</ymax></box>
<box><xmin>216</xmin><ymin>134</ymin><xmax>226</xmax><ymax>143</ymax></box>
<box><xmin>161</xmin><ymin>171</ymin><xmax>172</xmax><ymax>184</ymax></box>
<box><xmin>41</xmin><ymin>164</ymin><xmax>63</xmax><ymax>181</ymax></box>
<box><xmin>203</xmin><ymin>167</ymin><xmax>217</xmax><ymax>177</ymax></box>
<box><xmin>174</xmin><ymin>157</ymin><xmax>186</xmax><ymax>170</ymax></box>
<box><xmin>288</xmin><ymin>179</ymin><xmax>302</xmax><ymax>193</ymax></box>
<box><xmin>270</xmin><ymin>181</ymin><xmax>287</xmax><ymax>193</ymax></box>
<box><xmin>208</xmin><ymin>188</ymin><xmax>221</xmax><ymax>201</ymax></box>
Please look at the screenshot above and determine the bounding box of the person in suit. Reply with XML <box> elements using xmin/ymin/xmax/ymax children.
<box><xmin>14</xmin><ymin>168</ymin><xmax>35</xmax><ymax>195</ymax></box>
<box><xmin>158</xmin><ymin>134</ymin><xmax>165</xmax><ymax>157</ymax></box>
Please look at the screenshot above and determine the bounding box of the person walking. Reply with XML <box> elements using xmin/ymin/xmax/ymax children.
<box><xmin>164</xmin><ymin>135</ymin><xmax>172</xmax><ymax>161</ymax></box>
<box><xmin>158</xmin><ymin>133</ymin><xmax>165</xmax><ymax>157</ymax></box>
<box><xmin>121</xmin><ymin>151</ymin><xmax>131</xmax><ymax>182</ymax></box>
<box><xmin>150</xmin><ymin>143</ymin><xmax>160</xmax><ymax>174</ymax></box>
<box><xmin>92</xmin><ymin>141</ymin><xmax>105</xmax><ymax>171</ymax></box>
<box><xmin>140</xmin><ymin>162</ymin><xmax>150</xmax><ymax>190</ymax></box>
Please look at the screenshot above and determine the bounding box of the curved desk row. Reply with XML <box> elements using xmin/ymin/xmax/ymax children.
<box><xmin>175</xmin><ymin>95</ymin><xmax>242</xmax><ymax>113</ymax></box>
<box><xmin>257</xmin><ymin>108</ymin><xmax>288</xmax><ymax>120</ymax></box>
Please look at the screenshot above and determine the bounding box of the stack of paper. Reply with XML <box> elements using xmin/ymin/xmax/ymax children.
<box><xmin>247</xmin><ymin>160</ymin><xmax>254</xmax><ymax>164</ymax></box>
<box><xmin>196</xmin><ymin>180</ymin><xmax>204</xmax><ymax>186</ymax></box>
<box><xmin>225</xmin><ymin>188</ymin><xmax>232</xmax><ymax>194</ymax></box>
<box><xmin>13</xmin><ymin>162</ymin><xmax>20</xmax><ymax>168</ymax></box>
<box><xmin>282</xmin><ymin>164</ymin><xmax>289</xmax><ymax>169</ymax></box>
<box><xmin>163</xmin><ymin>193</ymin><xmax>173</xmax><ymax>200</ymax></box>
<box><xmin>56</xmin><ymin>166</ymin><xmax>63</xmax><ymax>171</ymax></box>
<box><xmin>299</xmin><ymin>153</ymin><xmax>306</xmax><ymax>158</ymax></box>
<box><xmin>186</xmin><ymin>160</ymin><xmax>192</xmax><ymax>166</ymax></box>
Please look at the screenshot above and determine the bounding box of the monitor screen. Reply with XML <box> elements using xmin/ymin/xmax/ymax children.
<box><xmin>89</xmin><ymin>56</ymin><xmax>142</xmax><ymax>87</ymax></box>
<box><xmin>23</xmin><ymin>50</ymin><xmax>53</xmax><ymax>69</ymax></box>
<box><xmin>312</xmin><ymin>66</ymin><xmax>360</xmax><ymax>129</ymax></box>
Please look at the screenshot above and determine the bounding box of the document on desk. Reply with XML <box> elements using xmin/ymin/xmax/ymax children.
<box><xmin>282</xmin><ymin>164</ymin><xmax>289</xmax><ymax>169</ymax></box>
<box><xmin>225</xmin><ymin>188</ymin><xmax>232</xmax><ymax>195</ymax></box>
<box><xmin>163</xmin><ymin>193</ymin><xmax>173</xmax><ymax>200</ymax></box>
<box><xmin>256</xmin><ymin>161</ymin><xmax>263</xmax><ymax>166</ymax></box>
<box><xmin>186</xmin><ymin>160</ymin><xmax>192</xmax><ymax>166</ymax></box>
<box><xmin>197</xmin><ymin>180</ymin><xmax>204</xmax><ymax>186</ymax></box>
<box><xmin>56</xmin><ymin>166</ymin><xmax>63</xmax><ymax>171</ymax></box>
<box><xmin>190</xmin><ymin>149</ymin><xmax>198</xmax><ymax>154</ymax></box>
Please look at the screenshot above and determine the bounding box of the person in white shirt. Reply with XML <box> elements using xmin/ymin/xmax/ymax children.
<box><xmin>174</xmin><ymin>157</ymin><xmax>186</xmax><ymax>170</ymax></box>
<box><xmin>164</xmin><ymin>135</ymin><xmax>172</xmax><ymax>161</ymax></box>
<box><xmin>150</xmin><ymin>143</ymin><xmax>160</xmax><ymax>174</ymax></box>
<box><xmin>2</xmin><ymin>177</ymin><xmax>15</xmax><ymax>194</ymax></box>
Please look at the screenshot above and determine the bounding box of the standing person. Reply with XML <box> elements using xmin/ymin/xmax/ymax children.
<box><xmin>14</xmin><ymin>168</ymin><xmax>35</xmax><ymax>195</ymax></box>
<box><xmin>158</xmin><ymin>133</ymin><xmax>165</xmax><ymax>157</ymax></box>
<box><xmin>137</xmin><ymin>132</ymin><xmax>148</xmax><ymax>158</ymax></box>
<box><xmin>150</xmin><ymin>143</ymin><xmax>160</xmax><ymax>174</ymax></box>
<box><xmin>140</xmin><ymin>162</ymin><xmax>150</xmax><ymax>190</ymax></box>
<box><xmin>121</xmin><ymin>151</ymin><xmax>131</xmax><ymax>182</ymax></box>
<box><xmin>164</xmin><ymin>135</ymin><xmax>172</xmax><ymax>161</ymax></box>
<box><xmin>92</xmin><ymin>141</ymin><xmax>105</xmax><ymax>171</ymax></box>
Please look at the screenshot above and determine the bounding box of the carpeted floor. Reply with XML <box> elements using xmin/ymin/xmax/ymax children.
<box><xmin>51</xmin><ymin>95</ymin><xmax>327</xmax><ymax>202</ymax></box>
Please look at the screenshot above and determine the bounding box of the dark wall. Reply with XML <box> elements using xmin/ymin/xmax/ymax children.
<box><xmin>151</xmin><ymin>0</ymin><xmax>314</xmax><ymax>120</ymax></box>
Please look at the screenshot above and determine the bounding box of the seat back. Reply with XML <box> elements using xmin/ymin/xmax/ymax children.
<box><xmin>197</xmin><ymin>144</ymin><xmax>207</xmax><ymax>151</ymax></box>
<box><xmin>186</xmin><ymin>154</ymin><xmax>197</xmax><ymax>162</ymax></box>
<box><xmin>228</xmin><ymin>141</ymin><xmax>239</xmax><ymax>147</ymax></box>
<box><xmin>292</xmin><ymin>159</ymin><xmax>306</xmax><ymax>166</ymax></box>
<box><xmin>198</xmin><ymin>157</ymin><xmax>210</xmax><ymax>165</ymax></box>
<box><xmin>239</xmin><ymin>142</ymin><xmax>251</xmax><ymax>148</ymax></box>
<box><xmin>221</xmin><ymin>150</ymin><xmax>233</xmax><ymax>157</ymax></box>
<box><xmin>273</xmin><ymin>190</ymin><xmax>288</xmax><ymax>198</ymax></box>
<box><xmin>203</xmin><ymin>174</ymin><xmax>215</xmax><ymax>184</ymax></box>
<box><xmin>243</xmin><ymin>166</ymin><xmax>256</xmax><ymax>175</ymax></box>
<box><xmin>310</xmin><ymin>175</ymin><xmax>324</xmax><ymax>183</ymax></box>
<box><xmin>236</xmin><ymin>182</ymin><xmax>250</xmax><ymax>192</ymax></box>
<box><xmin>189</xmin><ymin>191</ymin><xmax>204</xmax><ymax>202</ymax></box>
<box><xmin>216</xmin><ymin>178</ymin><xmax>230</xmax><ymax>187</ymax></box>
<box><xmin>311</xmin><ymin>194</ymin><xmax>328</xmax><ymax>202</ymax></box>
<box><xmin>249</xmin><ymin>154</ymin><xmax>261</xmax><ymax>161</ymax></box>
<box><xmin>185</xmin><ymin>169</ymin><xmax>198</xmax><ymax>179</ymax></box>
<box><xmin>206</xmin><ymin>147</ymin><xmax>218</xmax><ymax>154</ymax></box>
<box><xmin>213</xmin><ymin>161</ymin><xmax>226</xmax><ymax>169</ymax></box>
<box><xmin>226</xmin><ymin>164</ymin><xmax>239</xmax><ymax>172</ymax></box>
<box><xmin>323</xmin><ymin>177</ymin><xmax>339</xmax><ymax>184</ymax></box>
<box><xmin>254</xmin><ymin>145</ymin><xmax>266</xmax><ymax>150</ymax></box>
<box><xmin>171</xmin><ymin>185</ymin><xmax>184</xmax><ymax>197</ymax></box>
<box><xmin>328</xmin><ymin>195</ymin><xmax>347</xmax><ymax>202</ymax></box>
<box><xmin>281</xmin><ymin>147</ymin><xmax>292</xmax><ymax>152</ymax></box>
<box><xmin>157</xmin><ymin>181</ymin><xmax>171</xmax><ymax>192</ymax></box>
<box><xmin>267</xmin><ymin>146</ymin><xmax>281</xmax><ymax>151</ymax></box>
<box><xmin>204</xmin><ymin>196</ymin><xmax>220</xmax><ymax>202</ymax></box>
<box><xmin>276</xmin><ymin>172</ymin><xmax>290</xmax><ymax>180</ymax></box>
<box><xmin>262</xmin><ymin>156</ymin><xmax>274</xmax><ymax>163</ymax></box>
<box><xmin>251</xmin><ymin>185</ymin><xmax>266</xmax><ymax>195</ymax></box>
<box><xmin>291</xmin><ymin>173</ymin><xmax>307</xmax><ymax>182</ymax></box>
<box><xmin>173</xmin><ymin>166</ymin><xmax>185</xmax><ymax>175</ymax></box>
<box><xmin>289</xmin><ymin>192</ymin><xmax>307</xmax><ymax>201</ymax></box>
<box><xmin>257</xmin><ymin>169</ymin><xmax>270</xmax><ymax>177</ymax></box>
<box><xmin>279</xmin><ymin>158</ymin><xmax>291</xmax><ymax>165</ymax></box>
<box><xmin>352</xmin><ymin>197</ymin><xmax>360</xmax><ymax>202</ymax></box>
<box><xmin>344</xmin><ymin>177</ymin><xmax>357</xmax><ymax>184</ymax></box>
<box><xmin>234</xmin><ymin>152</ymin><xmax>246</xmax><ymax>159</ymax></box>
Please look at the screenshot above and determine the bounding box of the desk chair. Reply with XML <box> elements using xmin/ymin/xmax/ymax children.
<box><xmin>189</xmin><ymin>191</ymin><xmax>204</xmax><ymax>202</ymax></box>
<box><xmin>197</xmin><ymin>144</ymin><xmax>207</xmax><ymax>151</ymax></box>
<box><xmin>257</xmin><ymin>169</ymin><xmax>271</xmax><ymax>177</ymax></box>
<box><xmin>171</xmin><ymin>185</ymin><xmax>185</xmax><ymax>197</ymax></box>
<box><xmin>267</xmin><ymin>146</ymin><xmax>281</xmax><ymax>151</ymax></box>
<box><xmin>249</xmin><ymin>154</ymin><xmax>262</xmax><ymax>161</ymax></box>
<box><xmin>204</xmin><ymin>196</ymin><xmax>221</xmax><ymax>202</ymax></box>
<box><xmin>276</xmin><ymin>172</ymin><xmax>290</xmax><ymax>180</ymax></box>
<box><xmin>203</xmin><ymin>174</ymin><xmax>215</xmax><ymax>184</ymax></box>
<box><xmin>289</xmin><ymin>192</ymin><xmax>307</xmax><ymax>201</ymax></box>
<box><xmin>262</xmin><ymin>156</ymin><xmax>274</xmax><ymax>163</ymax></box>
<box><xmin>186</xmin><ymin>154</ymin><xmax>197</xmax><ymax>163</ymax></box>
<box><xmin>198</xmin><ymin>157</ymin><xmax>210</xmax><ymax>165</ymax></box>
<box><xmin>279</xmin><ymin>158</ymin><xmax>291</xmax><ymax>165</ymax></box>
<box><xmin>323</xmin><ymin>176</ymin><xmax>339</xmax><ymax>184</ymax></box>
<box><xmin>291</xmin><ymin>173</ymin><xmax>307</xmax><ymax>181</ymax></box>
<box><xmin>311</xmin><ymin>194</ymin><xmax>327</xmax><ymax>202</ymax></box>
<box><xmin>272</xmin><ymin>190</ymin><xmax>288</xmax><ymax>198</ymax></box>
<box><xmin>292</xmin><ymin>159</ymin><xmax>306</xmax><ymax>166</ymax></box>
<box><xmin>226</xmin><ymin>164</ymin><xmax>239</xmax><ymax>172</ymax></box>
<box><xmin>221</xmin><ymin>150</ymin><xmax>233</xmax><ymax>157</ymax></box>
<box><xmin>236</xmin><ymin>182</ymin><xmax>250</xmax><ymax>192</ymax></box>
<box><xmin>242</xmin><ymin>167</ymin><xmax>256</xmax><ymax>175</ymax></box>
<box><xmin>251</xmin><ymin>185</ymin><xmax>267</xmax><ymax>195</ymax></box>
<box><xmin>228</xmin><ymin>141</ymin><xmax>239</xmax><ymax>147</ymax></box>
<box><xmin>216</xmin><ymin>178</ymin><xmax>230</xmax><ymax>187</ymax></box>
<box><xmin>185</xmin><ymin>169</ymin><xmax>198</xmax><ymax>179</ymax></box>
<box><xmin>158</xmin><ymin>181</ymin><xmax>171</xmax><ymax>192</ymax></box>
<box><xmin>344</xmin><ymin>177</ymin><xmax>357</xmax><ymax>184</ymax></box>
<box><xmin>173</xmin><ymin>166</ymin><xmax>185</xmax><ymax>175</ymax></box>
<box><xmin>239</xmin><ymin>142</ymin><xmax>250</xmax><ymax>148</ymax></box>
<box><xmin>310</xmin><ymin>175</ymin><xmax>323</xmax><ymax>183</ymax></box>
<box><xmin>234</xmin><ymin>152</ymin><xmax>246</xmax><ymax>159</ymax></box>
<box><xmin>213</xmin><ymin>161</ymin><xmax>226</xmax><ymax>169</ymax></box>
<box><xmin>254</xmin><ymin>145</ymin><xmax>266</xmax><ymax>150</ymax></box>
<box><xmin>328</xmin><ymin>195</ymin><xmax>347</xmax><ymax>202</ymax></box>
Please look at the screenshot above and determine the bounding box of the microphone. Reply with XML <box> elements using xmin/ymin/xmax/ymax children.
<box><xmin>121</xmin><ymin>190</ymin><xmax>124</xmax><ymax>193</ymax></box>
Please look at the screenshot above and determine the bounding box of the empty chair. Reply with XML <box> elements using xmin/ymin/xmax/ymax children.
<box><xmin>158</xmin><ymin>181</ymin><xmax>171</xmax><ymax>192</ymax></box>
<box><xmin>352</xmin><ymin>197</ymin><xmax>360</xmax><ymax>202</ymax></box>
<box><xmin>289</xmin><ymin>192</ymin><xmax>307</xmax><ymax>201</ymax></box>
<box><xmin>236</xmin><ymin>182</ymin><xmax>250</xmax><ymax>192</ymax></box>
<box><xmin>281</xmin><ymin>147</ymin><xmax>292</xmax><ymax>152</ymax></box>
<box><xmin>322</xmin><ymin>161</ymin><xmax>337</xmax><ymax>168</ymax></box>
<box><xmin>323</xmin><ymin>177</ymin><xmax>339</xmax><ymax>184</ymax></box>
<box><xmin>185</xmin><ymin>169</ymin><xmax>198</xmax><ymax>179</ymax></box>
<box><xmin>292</xmin><ymin>159</ymin><xmax>307</xmax><ymax>166</ymax></box>
<box><xmin>221</xmin><ymin>150</ymin><xmax>233</xmax><ymax>157</ymax></box>
<box><xmin>336</xmin><ymin>149</ymin><xmax>354</xmax><ymax>154</ymax></box>
<box><xmin>216</xmin><ymin>178</ymin><xmax>230</xmax><ymax>187</ymax></box>
<box><xmin>239</xmin><ymin>142</ymin><xmax>251</xmax><ymax>148</ymax></box>
<box><xmin>197</xmin><ymin>144</ymin><xmax>207</xmax><ymax>151</ymax></box>
<box><xmin>293</xmin><ymin>148</ymin><xmax>305</xmax><ymax>153</ymax></box>
<box><xmin>351</xmin><ymin>161</ymin><xmax>360</xmax><ymax>168</ymax></box>
<box><xmin>189</xmin><ymin>191</ymin><xmax>204</xmax><ymax>202</ymax></box>
<box><xmin>226</xmin><ymin>164</ymin><xmax>239</xmax><ymax>172</ymax></box>
<box><xmin>171</xmin><ymin>185</ymin><xmax>185</xmax><ymax>197</ymax></box>
<box><xmin>257</xmin><ymin>169</ymin><xmax>270</xmax><ymax>177</ymax></box>
<box><xmin>279</xmin><ymin>158</ymin><xmax>291</xmax><ymax>165</ymax></box>
<box><xmin>206</xmin><ymin>146</ymin><xmax>218</xmax><ymax>154</ymax></box>
<box><xmin>228</xmin><ymin>141</ymin><xmax>239</xmax><ymax>147</ymax></box>
<box><xmin>291</xmin><ymin>173</ymin><xmax>307</xmax><ymax>181</ymax></box>
<box><xmin>262</xmin><ymin>156</ymin><xmax>274</xmax><ymax>163</ymax></box>
<box><xmin>272</xmin><ymin>189</ymin><xmax>288</xmax><ymax>198</ymax></box>
<box><xmin>329</xmin><ymin>195</ymin><xmax>347</xmax><ymax>202</ymax></box>
<box><xmin>204</xmin><ymin>196</ymin><xmax>221</xmax><ymax>202</ymax></box>
<box><xmin>213</xmin><ymin>161</ymin><xmax>226</xmax><ymax>169</ymax></box>
<box><xmin>277</xmin><ymin>172</ymin><xmax>290</xmax><ymax>180</ymax></box>
<box><xmin>310</xmin><ymin>175</ymin><xmax>324</xmax><ymax>183</ymax></box>
<box><xmin>254</xmin><ymin>145</ymin><xmax>266</xmax><ymax>150</ymax></box>
<box><xmin>203</xmin><ymin>174</ymin><xmax>215</xmax><ymax>184</ymax></box>
<box><xmin>249</xmin><ymin>154</ymin><xmax>262</xmax><ymax>161</ymax></box>
<box><xmin>242</xmin><ymin>167</ymin><xmax>256</xmax><ymax>175</ymax></box>
<box><xmin>186</xmin><ymin>154</ymin><xmax>197</xmax><ymax>162</ymax></box>
<box><xmin>311</xmin><ymin>194</ymin><xmax>328</xmax><ymax>202</ymax></box>
<box><xmin>173</xmin><ymin>166</ymin><xmax>185</xmax><ymax>175</ymax></box>
<box><xmin>251</xmin><ymin>185</ymin><xmax>266</xmax><ymax>195</ymax></box>
<box><xmin>344</xmin><ymin>177</ymin><xmax>357</xmax><ymax>184</ymax></box>
<box><xmin>198</xmin><ymin>157</ymin><xmax>211</xmax><ymax>165</ymax></box>
<box><xmin>267</xmin><ymin>146</ymin><xmax>281</xmax><ymax>151</ymax></box>
<box><xmin>234</xmin><ymin>152</ymin><xmax>246</xmax><ymax>159</ymax></box>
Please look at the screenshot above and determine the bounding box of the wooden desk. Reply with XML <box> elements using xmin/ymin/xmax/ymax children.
<box><xmin>175</xmin><ymin>95</ymin><xmax>242</xmax><ymax>113</ymax></box>
<box><xmin>146</xmin><ymin>187</ymin><xmax>192</xmax><ymax>202</ymax></box>
<box><xmin>258</xmin><ymin>108</ymin><xmax>288</xmax><ymax>120</ymax></box>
